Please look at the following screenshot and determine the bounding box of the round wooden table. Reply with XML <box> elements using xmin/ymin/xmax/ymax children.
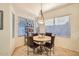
<box><xmin>33</xmin><ymin>35</ymin><xmax>51</xmax><ymax>55</ymax></box>
<box><xmin>33</xmin><ymin>35</ymin><xmax>51</xmax><ymax>42</ymax></box>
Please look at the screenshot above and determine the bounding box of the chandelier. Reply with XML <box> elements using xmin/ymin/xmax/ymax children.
<box><xmin>38</xmin><ymin>3</ymin><xmax>44</xmax><ymax>24</ymax></box>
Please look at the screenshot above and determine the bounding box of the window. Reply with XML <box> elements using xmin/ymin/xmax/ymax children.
<box><xmin>18</xmin><ymin>17</ymin><xmax>34</xmax><ymax>36</ymax></box>
<box><xmin>54</xmin><ymin>16</ymin><xmax>71</xmax><ymax>37</ymax></box>
<box><xmin>45</xmin><ymin>15</ymin><xmax>71</xmax><ymax>38</ymax></box>
<box><xmin>18</xmin><ymin>17</ymin><xmax>27</xmax><ymax>36</ymax></box>
<box><xmin>45</xmin><ymin>19</ymin><xmax>54</xmax><ymax>33</ymax></box>
<box><xmin>45</xmin><ymin>19</ymin><xmax>54</xmax><ymax>26</ymax></box>
<box><xmin>55</xmin><ymin>16</ymin><xmax>69</xmax><ymax>25</ymax></box>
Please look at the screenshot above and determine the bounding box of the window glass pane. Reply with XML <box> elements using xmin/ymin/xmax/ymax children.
<box><xmin>45</xmin><ymin>16</ymin><xmax>71</xmax><ymax>38</ymax></box>
<box><xmin>45</xmin><ymin>19</ymin><xmax>54</xmax><ymax>26</ymax></box>
<box><xmin>45</xmin><ymin>19</ymin><xmax>54</xmax><ymax>34</ymax></box>
<box><xmin>18</xmin><ymin>17</ymin><xmax>34</xmax><ymax>36</ymax></box>
<box><xmin>54</xmin><ymin>16</ymin><xmax>71</xmax><ymax>38</ymax></box>
<box><xmin>18</xmin><ymin>17</ymin><xmax>27</xmax><ymax>36</ymax></box>
<box><xmin>55</xmin><ymin>16</ymin><xmax>69</xmax><ymax>25</ymax></box>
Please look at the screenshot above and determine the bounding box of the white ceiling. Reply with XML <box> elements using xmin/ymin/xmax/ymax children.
<box><xmin>13</xmin><ymin>3</ymin><xmax>68</xmax><ymax>16</ymax></box>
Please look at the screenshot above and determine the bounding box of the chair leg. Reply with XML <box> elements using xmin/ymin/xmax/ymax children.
<box><xmin>44</xmin><ymin>47</ymin><xmax>48</xmax><ymax>56</ymax></box>
<box><xmin>50</xmin><ymin>49</ymin><xmax>51</xmax><ymax>56</ymax></box>
<box><xmin>53</xmin><ymin>47</ymin><xmax>54</xmax><ymax>55</ymax></box>
<box><xmin>27</xmin><ymin>47</ymin><xmax>29</xmax><ymax>55</ymax></box>
<box><xmin>47</xmin><ymin>50</ymin><xmax>49</xmax><ymax>56</ymax></box>
<box><xmin>45</xmin><ymin>48</ymin><xmax>50</xmax><ymax>56</ymax></box>
<box><xmin>33</xmin><ymin>49</ymin><xmax>35</xmax><ymax>55</ymax></box>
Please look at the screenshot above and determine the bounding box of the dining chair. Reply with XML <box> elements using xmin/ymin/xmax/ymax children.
<box><xmin>45</xmin><ymin>33</ymin><xmax>52</xmax><ymax>36</ymax></box>
<box><xmin>44</xmin><ymin>36</ymin><xmax>55</xmax><ymax>55</ymax></box>
<box><xmin>33</xmin><ymin>33</ymin><xmax>38</xmax><ymax>36</ymax></box>
<box><xmin>26</xmin><ymin>36</ymin><xmax>39</xmax><ymax>55</ymax></box>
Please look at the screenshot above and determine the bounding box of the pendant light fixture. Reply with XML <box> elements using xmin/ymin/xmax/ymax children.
<box><xmin>38</xmin><ymin>3</ymin><xmax>44</xmax><ymax>24</ymax></box>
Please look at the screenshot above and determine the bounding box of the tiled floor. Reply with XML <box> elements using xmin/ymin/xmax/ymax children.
<box><xmin>13</xmin><ymin>45</ymin><xmax>79</xmax><ymax>56</ymax></box>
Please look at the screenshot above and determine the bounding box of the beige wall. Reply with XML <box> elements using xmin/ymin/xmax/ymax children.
<box><xmin>0</xmin><ymin>4</ymin><xmax>11</xmax><ymax>55</ymax></box>
<box><xmin>0</xmin><ymin>4</ymin><xmax>18</xmax><ymax>55</ymax></box>
<box><xmin>9</xmin><ymin>4</ymin><xmax>16</xmax><ymax>55</ymax></box>
<box><xmin>0</xmin><ymin>3</ymin><xmax>28</xmax><ymax>55</ymax></box>
<box><xmin>44</xmin><ymin>4</ymin><xmax>79</xmax><ymax>52</ymax></box>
